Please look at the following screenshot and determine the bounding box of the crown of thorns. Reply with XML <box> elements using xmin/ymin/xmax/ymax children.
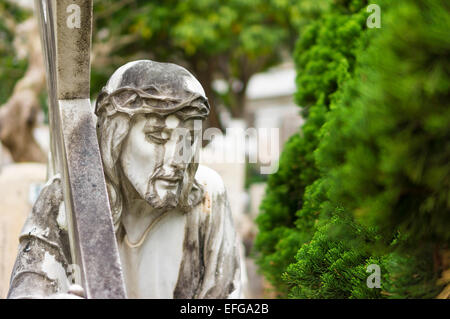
<box><xmin>95</xmin><ymin>85</ymin><xmax>210</xmax><ymax>120</ymax></box>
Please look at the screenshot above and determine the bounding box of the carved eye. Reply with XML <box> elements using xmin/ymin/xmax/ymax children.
<box><xmin>145</xmin><ymin>130</ymin><xmax>169</xmax><ymax>144</ymax></box>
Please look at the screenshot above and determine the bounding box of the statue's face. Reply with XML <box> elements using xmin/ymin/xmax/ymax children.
<box><xmin>120</xmin><ymin>113</ymin><xmax>198</xmax><ymax>210</ymax></box>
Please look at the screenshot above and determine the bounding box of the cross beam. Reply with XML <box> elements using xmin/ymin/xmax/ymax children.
<box><xmin>35</xmin><ymin>0</ymin><xmax>127</xmax><ymax>299</ymax></box>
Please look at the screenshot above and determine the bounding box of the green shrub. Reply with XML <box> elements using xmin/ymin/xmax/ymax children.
<box><xmin>283</xmin><ymin>0</ymin><xmax>448</xmax><ymax>298</ymax></box>
<box><xmin>254</xmin><ymin>0</ymin><xmax>370</xmax><ymax>296</ymax></box>
<box><xmin>320</xmin><ymin>0</ymin><xmax>450</xmax><ymax>246</ymax></box>
<box><xmin>284</xmin><ymin>213</ymin><xmax>383</xmax><ymax>299</ymax></box>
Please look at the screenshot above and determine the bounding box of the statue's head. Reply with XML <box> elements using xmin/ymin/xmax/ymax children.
<box><xmin>95</xmin><ymin>60</ymin><xmax>209</xmax><ymax>229</ymax></box>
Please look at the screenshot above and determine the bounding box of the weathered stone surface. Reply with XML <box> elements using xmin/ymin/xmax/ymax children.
<box><xmin>59</xmin><ymin>99</ymin><xmax>127</xmax><ymax>298</ymax></box>
<box><xmin>55</xmin><ymin>0</ymin><xmax>92</xmax><ymax>99</ymax></box>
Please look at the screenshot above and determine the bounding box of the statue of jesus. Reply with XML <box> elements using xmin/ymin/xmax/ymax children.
<box><xmin>8</xmin><ymin>60</ymin><xmax>242</xmax><ymax>299</ymax></box>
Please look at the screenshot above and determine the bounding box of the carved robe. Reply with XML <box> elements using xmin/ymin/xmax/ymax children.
<box><xmin>7</xmin><ymin>166</ymin><xmax>241</xmax><ymax>299</ymax></box>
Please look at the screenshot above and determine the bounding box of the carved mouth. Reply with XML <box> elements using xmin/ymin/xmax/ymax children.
<box><xmin>156</xmin><ymin>175</ymin><xmax>182</xmax><ymax>189</ymax></box>
<box><xmin>157</xmin><ymin>176</ymin><xmax>182</xmax><ymax>182</ymax></box>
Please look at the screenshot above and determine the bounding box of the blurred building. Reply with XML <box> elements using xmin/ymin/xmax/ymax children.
<box><xmin>205</xmin><ymin>63</ymin><xmax>302</xmax><ymax>220</ymax></box>
<box><xmin>204</xmin><ymin>63</ymin><xmax>302</xmax><ymax>297</ymax></box>
<box><xmin>245</xmin><ymin>62</ymin><xmax>303</xmax><ymax>158</ymax></box>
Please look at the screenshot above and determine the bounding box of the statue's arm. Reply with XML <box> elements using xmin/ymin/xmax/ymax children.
<box><xmin>7</xmin><ymin>176</ymin><xmax>74</xmax><ymax>299</ymax></box>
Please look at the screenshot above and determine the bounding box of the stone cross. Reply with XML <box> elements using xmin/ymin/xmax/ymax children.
<box><xmin>35</xmin><ymin>0</ymin><xmax>127</xmax><ymax>298</ymax></box>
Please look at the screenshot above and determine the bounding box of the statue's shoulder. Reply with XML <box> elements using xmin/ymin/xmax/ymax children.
<box><xmin>194</xmin><ymin>165</ymin><xmax>230</xmax><ymax>219</ymax></box>
<box><xmin>20</xmin><ymin>174</ymin><xmax>65</xmax><ymax>238</ymax></box>
<box><xmin>195</xmin><ymin>165</ymin><xmax>226</xmax><ymax>198</ymax></box>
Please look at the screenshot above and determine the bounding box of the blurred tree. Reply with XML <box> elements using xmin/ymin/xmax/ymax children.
<box><xmin>0</xmin><ymin>1</ymin><xmax>28</xmax><ymax>104</ymax></box>
<box><xmin>92</xmin><ymin>0</ymin><xmax>308</xmax><ymax>129</ymax></box>
<box><xmin>0</xmin><ymin>1</ymin><xmax>46</xmax><ymax>162</ymax></box>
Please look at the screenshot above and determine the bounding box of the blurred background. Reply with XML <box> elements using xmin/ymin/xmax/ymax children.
<box><xmin>0</xmin><ymin>0</ymin><xmax>448</xmax><ymax>299</ymax></box>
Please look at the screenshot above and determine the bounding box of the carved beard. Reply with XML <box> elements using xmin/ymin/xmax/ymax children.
<box><xmin>145</xmin><ymin>183</ymin><xmax>179</xmax><ymax>210</ymax></box>
<box><xmin>144</xmin><ymin>168</ymin><xmax>184</xmax><ymax>211</ymax></box>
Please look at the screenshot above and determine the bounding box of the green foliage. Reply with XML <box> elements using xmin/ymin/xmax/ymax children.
<box><xmin>257</xmin><ymin>0</ymin><xmax>448</xmax><ymax>299</ymax></box>
<box><xmin>294</xmin><ymin>1</ymin><xmax>368</xmax><ymax>114</ymax></box>
<box><xmin>284</xmin><ymin>214</ymin><xmax>383</xmax><ymax>299</ymax></box>
<box><xmin>254</xmin><ymin>0</ymin><xmax>369</xmax><ymax>296</ymax></box>
<box><xmin>319</xmin><ymin>0</ymin><xmax>450</xmax><ymax>246</ymax></box>
<box><xmin>0</xmin><ymin>1</ymin><xmax>29</xmax><ymax>105</ymax></box>
<box><xmin>303</xmin><ymin>0</ymin><xmax>449</xmax><ymax>297</ymax></box>
<box><xmin>92</xmin><ymin>0</ymin><xmax>299</xmax><ymax>117</ymax></box>
<box><xmin>381</xmin><ymin>246</ymin><xmax>442</xmax><ymax>299</ymax></box>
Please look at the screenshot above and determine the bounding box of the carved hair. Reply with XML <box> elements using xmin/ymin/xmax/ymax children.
<box><xmin>95</xmin><ymin>60</ymin><xmax>209</xmax><ymax>230</ymax></box>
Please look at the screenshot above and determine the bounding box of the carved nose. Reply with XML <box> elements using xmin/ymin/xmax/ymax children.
<box><xmin>170</xmin><ymin>161</ymin><xmax>185</xmax><ymax>172</ymax></box>
<box><xmin>164</xmin><ymin>138</ymin><xmax>186</xmax><ymax>171</ymax></box>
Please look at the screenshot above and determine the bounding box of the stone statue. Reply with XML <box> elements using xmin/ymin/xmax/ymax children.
<box><xmin>8</xmin><ymin>60</ymin><xmax>242</xmax><ymax>299</ymax></box>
